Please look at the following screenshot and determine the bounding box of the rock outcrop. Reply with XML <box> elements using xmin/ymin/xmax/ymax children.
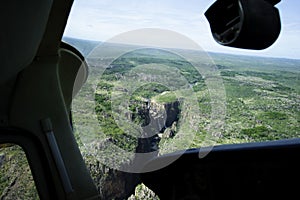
<box><xmin>135</xmin><ymin>99</ymin><xmax>180</xmax><ymax>153</ymax></box>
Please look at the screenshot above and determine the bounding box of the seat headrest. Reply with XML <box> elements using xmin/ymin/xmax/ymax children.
<box><xmin>0</xmin><ymin>0</ymin><xmax>53</xmax><ymax>84</ymax></box>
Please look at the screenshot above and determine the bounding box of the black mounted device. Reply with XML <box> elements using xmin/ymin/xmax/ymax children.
<box><xmin>205</xmin><ymin>0</ymin><xmax>281</xmax><ymax>50</ymax></box>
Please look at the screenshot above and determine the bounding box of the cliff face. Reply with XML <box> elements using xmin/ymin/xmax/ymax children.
<box><xmin>147</xmin><ymin>100</ymin><xmax>180</xmax><ymax>131</ymax></box>
<box><xmin>135</xmin><ymin>100</ymin><xmax>180</xmax><ymax>153</ymax></box>
<box><xmin>86</xmin><ymin>158</ymin><xmax>140</xmax><ymax>200</ymax></box>
<box><xmin>89</xmin><ymin>99</ymin><xmax>181</xmax><ymax>199</ymax></box>
<box><xmin>162</xmin><ymin>101</ymin><xmax>180</xmax><ymax>128</ymax></box>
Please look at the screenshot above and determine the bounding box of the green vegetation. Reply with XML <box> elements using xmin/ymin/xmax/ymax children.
<box><xmin>241</xmin><ymin>126</ymin><xmax>270</xmax><ymax>140</ymax></box>
<box><xmin>0</xmin><ymin>145</ymin><xmax>39</xmax><ymax>200</ymax></box>
<box><xmin>153</xmin><ymin>91</ymin><xmax>177</xmax><ymax>103</ymax></box>
<box><xmin>74</xmin><ymin>47</ymin><xmax>300</xmax><ymax>199</ymax></box>
<box><xmin>79</xmin><ymin>47</ymin><xmax>300</xmax><ymax>151</ymax></box>
<box><xmin>132</xmin><ymin>83</ymin><xmax>170</xmax><ymax>99</ymax></box>
<box><xmin>82</xmin><ymin>48</ymin><xmax>207</xmax><ymax>154</ymax></box>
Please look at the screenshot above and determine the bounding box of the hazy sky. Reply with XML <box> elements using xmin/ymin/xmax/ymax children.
<box><xmin>64</xmin><ymin>0</ymin><xmax>300</xmax><ymax>59</ymax></box>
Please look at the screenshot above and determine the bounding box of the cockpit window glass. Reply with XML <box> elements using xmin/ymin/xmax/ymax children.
<box><xmin>63</xmin><ymin>1</ymin><xmax>299</xmax><ymax>199</ymax></box>
<box><xmin>64</xmin><ymin>0</ymin><xmax>300</xmax><ymax>148</ymax></box>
